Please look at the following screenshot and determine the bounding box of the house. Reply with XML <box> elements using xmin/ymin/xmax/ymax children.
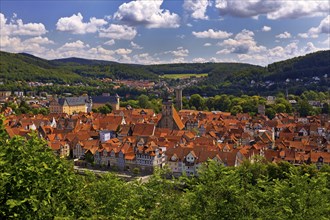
<box><xmin>49</xmin><ymin>96</ymin><xmax>91</xmax><ymax>114</ymax></box>
<box><xmin>0</xmin><ymin>91</ymin><xmax>12</xmax><ymax>98</ymax></box>
<box><xmin>14</xmin><ymin>91</ymin><xmax>24</xmax><ymax>97</ymax></box>
<box><xmin>49</xmin><ymin>140</ymin><xmax>70</xmax><ymax>158</ymax></box>
<box><xmin>136</xmin><ymin>143</ymin><xmax>166</xmax><ymax>173</ymax></box>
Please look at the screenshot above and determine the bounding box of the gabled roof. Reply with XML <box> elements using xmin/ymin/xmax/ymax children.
<box><xmin>133</xmin><ymin>123</ymin><xmax>155</xmax><ymax>136</ymax></box>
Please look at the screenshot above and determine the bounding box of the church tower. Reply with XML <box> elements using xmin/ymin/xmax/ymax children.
<box><xmin>157</xmin><ymin>96</ymin><xmax>184</xmax><ymax>130</ymax></box>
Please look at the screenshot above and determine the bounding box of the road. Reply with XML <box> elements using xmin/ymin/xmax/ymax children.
<box><xmin>74</xmin><ymin>166</ymin><xmax>152</xmax><ymax>183</ymax></box>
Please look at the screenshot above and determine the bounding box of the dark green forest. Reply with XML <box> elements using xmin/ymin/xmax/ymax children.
<box><xmin>0</xmin><ymin>117</ymin><xmax>329</xmax><ymax>219</ymax></box>
<box><xmin>1</xmin><ymin>50</ymin><xmax>329</xmax><ymax>96</ymax></box>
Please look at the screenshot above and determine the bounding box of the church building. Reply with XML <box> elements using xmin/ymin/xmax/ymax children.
<box><xmin>157</xmin><ymin>98</ymin><xmax>184</xmax><ymax>130</ymax></box>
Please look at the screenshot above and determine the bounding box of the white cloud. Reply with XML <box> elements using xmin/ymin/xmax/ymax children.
<box><xmin>56</xmin><ymin>13</ymin><xmax>107</xmax><ymax>34</ymax></box>
<box><xmin>115</xmin><ymin>48</ymin><xmax>132</xmax><ymax>55</ymax></box>
<box><xmin>192</xmin><ymin>29</ymin><xmax>232</xmax><ymax>39</ymax></box>
<box><xmin>321</xmin><ymin>35</ymin><xmax>330</xmax><ymax>46</ymax></box>
<box><xmin>183</xmin><ymin>0</ymin><xmax>211</xmax><ymax>20</ymax></box>
<box><xmin>267</xmin><ymin>41</ymin><xmax>325</xmax><ymax>63</ymax></box>
<box><xmin>132</xmin><ymin>53</ymin><xmax>161</xmax><ymax>64</ymax></box>
<box><xmin>23</xmin><ymin>36</ymin><xmax>54</xmax><ymax>45</ymax></box>
<box><xmin>215</xmin><ymin>0</ymin><xmax>329</xmax><ymax>19</ymax></box>
<box><xmin>218</xmin><ymin>29</ymin><xmax>266</xmax><ymax>54</ymax></box>
<box><xmin>262</xmin><ymin>26</ymin><xmax>271</xmax><ymax>32</ymax></box>
<box><xmin>87</xmin><ymin>46</ymin><xmax>115</xmax><ymax>60</ymax></box>
<box><xmin>298</xmin><ymin>15</ymin><xmax>330</xmax><ymax>39</ymax></box>
<box><xmin>192</xmin><ymin>57</ymin><xmax>207</xmax><ymax>63</ymax></box>
<box><xmin>237</xmin><ymin>54</ymin><xmax>265</xmax><ymax>62</ymax></box>
<box><xmin>165</xmin><ymin>47</ymin><xmax>189</xmax><ymax>57</ymax></box>
<box><xmin>298</xmin><ymin>33</ymin><xmax>311</xmax><ymax>39</ymax></box>
<box><xmin>0</xmin><ymin>13</ymin><xmax>47</xmax><ymax>37</ymax></box>
<box><xmin>0</xmin><ymin>14</ymin><xmax>51</xmax><ymax>56</ymax></box>
<box><xmin>114</xmin><ymin>0</ymin><xmax>180</xmax><ymax>28</ymax></box>
<box><xmin>276</xmin><ymin>31</ymin><xmax>291</xmax><ymax>39</ymax></box>
<box><xmin>104</xmin><ymin>39</ymin><xmax>115</xmax><ymax>46</ymax></box>
<box><xmin>171</xmin><ymin>57</ymin><xmax>186</xmax><ymax>63</ymax></box>
<box><xmin>187</xmin><ymin>23</ymin><xmax>193</xmax><ymax>27</ymax></box>
<box><xmin>0</xmin><ymin>36</ymin><xmax>52</xmax><ymax>56</ymax></box>
<box><xmin>216</xmin><ymin>48</ymin><xmax>231</xmax><ymax>54</ymax></box>
<box><xmin>131</xmin><ymin>41</ymin><xmax>143</xmax><ymax>49</ymax></box>
<box><xmin>209</xmin><ymin>57</ymin><xmax>237</xmax><ymax>63</ymax></box>
<box><xmin>99</xmin><ymin>24</ymin><xmax>137</xmax><ymax>40</ymax></box>
<box><xmin>58</xmin><ymin>40</ymin><xmax>89</xmax><ymax>53</ymax></box>
<box><xmin>204</xmin><ymin>43</ymin><xmax>212</xmax><ymax>46</ymax></box>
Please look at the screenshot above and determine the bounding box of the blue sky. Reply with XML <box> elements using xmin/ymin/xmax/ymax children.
<box><xmin>1</xmin><ymin>0</ymin><xmax>329</xmax><ymax>66</ymax></box>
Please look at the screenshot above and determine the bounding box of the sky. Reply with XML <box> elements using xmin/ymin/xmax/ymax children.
<box><xmin>0</xmin><ymin>0</ymin><xmax>329</xmax><ymax>66</ymax></box>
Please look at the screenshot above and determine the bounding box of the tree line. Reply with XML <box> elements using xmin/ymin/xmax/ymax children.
<box><xmin>121</xmin><ymin>91</ymin><xmax>329</xmax><ymax>118</ymax></box>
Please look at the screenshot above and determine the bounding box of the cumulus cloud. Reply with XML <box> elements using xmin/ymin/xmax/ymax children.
<box><xmin>99</xmin><ymin>24</ymin><xmax>137</xmax><ymax>40</ymax></box>
<box><xmin>298</xmin><ymin>15</ymin><xmax>330</xmax><ymax>38</ymax></box>
<box><xmin>114</xmin><ymin>0</ymin><xmax>180</xmax><ymax>28</ymax></box>
<box><xmin>0</xmin><ymin>13</ymin><xmax>50</xmax><ymax>56</ymax></box>
<box><xmin>321</xmin><ymin>35</ymin><xmax>330</xmax><ymax>46</ymax></box>
<box><xmin>214</xmin><ymin>0</ymin><xmax>329</xmax><ymax>19</ymax></box>
<box><xmin>115</xmin><ymin>48</ymin><xmax>132</xmax><ymax>55</ymax></box>
<box><xmin>276</xmin><ymin>31</ymin><xmax>291</xmax><ymax>39</ymax></box>
<box><xmin>57</xmin><ymin>40</ymin><xmax>89</xmax><ymax>52</ymax></box>
<box><xmin>23</xmin><ymin>36</ymin><xmax>54</xmax><ymax>45</ymax></box>
<box><xmin>0</xmin><ymin>36</ymin><xmax>50</xmax><ymax>55</ymax></box>
<box><xmin>172</xmin><ymin>47</ymin><xmax>189</xmax><ymax>57</ymax></box>
<box><xmin>267</xmin><ymin>41</ymin><xmax>325</xmax><ymax>63</ymax></box>
<box><xmin>86</xmin><ymin>46</ymin><xmax>115</xmax><ymax>60</ymax></box>
<box><xmin>218</xmin><ymin>29</ymin><xmax>266</xmax><ymax>54</ymax></box>
<box><xmin>204</xmin><ymin>43</ymin><xmax>212</xmax><ymax>46</ymax></box>
<box><xmin>183</xmin><ymin>0</ymin><xmax>211</xmax><ymax>20</ymax></box>
<box><xmin>192</xmin><ymin>57</ymin><xmax>208</xmax><ymax>63</ymax></box>
<box><xmin>0</xmin><ymin>13</ymin><xmax>47</xmax><ymax>37</ymax></box>
<box><xmin>165</xmin><ymin>47</ymin><xmax>189</xmax><ymax>57</ymax></box>
<box><xmin>130</xmin><ymin>41</ymin><xmax>143</xmax><ymax>49</ymax></box>
<box><xmin>262</xmin><ymin>26</ymin><xmax>271</xmax><ymax>32</ymax></box>
<box><xmin>56</xmin><ymin>13</ymin><xmax>107</xmax><ymax>34</ymax></box>
<box><xmin>192</xmin><ymin>29</ymin><xmax>232</xmax><ymax>39</ymax></box>
<box><xmin>132</xmin><ymin>53</ymin><xmax>161</xmax><ymax>64</ymax></box>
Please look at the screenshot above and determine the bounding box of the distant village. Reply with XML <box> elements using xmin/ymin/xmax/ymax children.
<box><xmin>1</xmin><ymin>89</ymin><xmax>330</xmax><ymax>176</ymax></box>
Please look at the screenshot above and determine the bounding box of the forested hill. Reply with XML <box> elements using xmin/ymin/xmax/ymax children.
<box><xmin>187</xmin><ymin>50</ymin><xmax>330</xmax><ymax>96</ymax></box>
<box><xmin>267</xmin><ymin>50</ymin><xmax>330</xmax><ymax>81</ymax></box>
<box><xmin>0</xmin><ymin>50</ymin><xmax>329</xmax><ymax>95</ymax></box>
<box><xmin>0</xmin><ymin>51</ymin><xmax>258</xmax><ymax>82</ymax></box>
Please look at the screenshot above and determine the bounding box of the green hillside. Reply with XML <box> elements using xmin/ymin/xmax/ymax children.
<box><xmin>0</xmin><ymin>50</ymin><xmax>329</xmax><ymax>96</ymax></box>
<box><xmin>0</xmin><ymin>51</ymin><xmax>81</xmax><ymax>83</ymax></box>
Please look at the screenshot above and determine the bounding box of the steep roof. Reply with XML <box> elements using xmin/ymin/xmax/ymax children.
<box><xmin>172</xmin><ymin>106</ymin><xmax>185</xmax><ymax>130</ymax></box>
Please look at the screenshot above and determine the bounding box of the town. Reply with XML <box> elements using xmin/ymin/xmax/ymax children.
<box><xmin>2</xmin><ymin>89</ymin><xmax>329</xmax><ymax>176</ymax></box>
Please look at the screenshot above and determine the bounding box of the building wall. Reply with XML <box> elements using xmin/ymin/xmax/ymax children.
<box><xmin>0</xmin><ymin>91</ymin><xmax>12</xmax><ymax>97</ymax></box>
<box><xmin>62</xmin><ymin>104</ymin><xmax>86</xmax><ymax>115</ymax></box>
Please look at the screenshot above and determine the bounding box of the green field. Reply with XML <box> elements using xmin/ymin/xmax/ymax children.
<box><xmin>160</xmin><ymin>73</ymin><xmax>208</xmax><ymax>79</ymax></box>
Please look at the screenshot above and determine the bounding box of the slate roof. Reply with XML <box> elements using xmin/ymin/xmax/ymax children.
<box><xmin>58</xmin><ymin>96</ymin><xmax>89</xmax><ymax>106</ymax></box>
<box><xmin>91</xmin><ymin>96</ymin><xmax>118</xmax><ymax>104</ymax></box>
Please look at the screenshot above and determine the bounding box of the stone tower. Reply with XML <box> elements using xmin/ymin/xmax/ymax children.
<box><xmin>175</xmin><ymin>88</ymin><xmax>183</xmax><ymax>110</ymax></box>
<box><xmin>157</xmin><ymin>96</ymin><xmax>184</xmax><ymax>130</ymax></box>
